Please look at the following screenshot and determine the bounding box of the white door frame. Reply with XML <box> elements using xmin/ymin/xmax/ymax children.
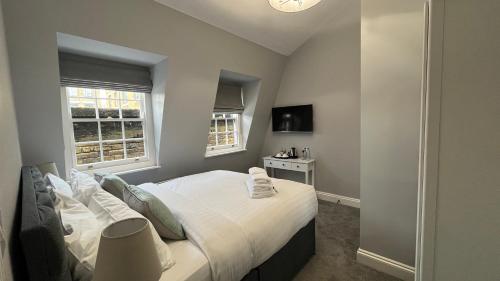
<box><xmin>414</xmin><ymin>1</ymin><xmax>445</xmax><ymax>281</ymax></box>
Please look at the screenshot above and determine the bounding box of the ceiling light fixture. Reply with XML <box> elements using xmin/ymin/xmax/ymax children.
<box><xmin>268</xmin><ymin>0</ymin><xmax>322</xmax><ymax>13</ymax></box>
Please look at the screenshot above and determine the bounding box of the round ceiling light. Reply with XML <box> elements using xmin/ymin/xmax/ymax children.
<box><xmin>268</xmin><ymin>0</ymin><xmax>322</xmax><ymax>13</ymax></box>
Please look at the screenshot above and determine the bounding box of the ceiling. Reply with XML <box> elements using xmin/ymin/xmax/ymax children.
<box><xmin>154</xmin><ymin>0</ymin><xmax>340</xmax><ymax>56</ymax></box>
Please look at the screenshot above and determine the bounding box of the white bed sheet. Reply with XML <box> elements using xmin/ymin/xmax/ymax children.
<box><xmin>160</xmin><ymin>240</ymin><xmax>211</xmax><ymax>281</ymax></box>
<box><xmin>140</xmin><ymin>170</ymin><xmax>318</xmax><ymax>281</ymax></box>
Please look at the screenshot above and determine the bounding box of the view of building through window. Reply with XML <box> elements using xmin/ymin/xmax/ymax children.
<box><xmin>66</xmin><ymin>87</ymin><xmax>148</xmax><ymax>166</ymax></box>
<box><xmin>207</xmin><ymin>113</ymin><xmax>241</xmax><ymax>151</ymax></box>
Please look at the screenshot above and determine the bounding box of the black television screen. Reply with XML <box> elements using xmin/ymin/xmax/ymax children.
<box><xmin>272</xmin><ymin>105</ymin><xmax>313</xmax><ymax>132</ymax></box>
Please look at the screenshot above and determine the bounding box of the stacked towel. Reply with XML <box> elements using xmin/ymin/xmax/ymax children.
<box><xmin>246</xmin><ymin>167</ymin><xmax>276</xmax><ymax>199</ymax></box>
<box><xmin>249</xmin><ymin>167</ymin><xmax>267</xmax><ymax>175</ymax></box>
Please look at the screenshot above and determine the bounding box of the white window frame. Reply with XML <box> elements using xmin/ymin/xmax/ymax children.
<box><xmin>206</xmin><ymin>113</ymin><xmax>244</xmax><ymax>156</ymax></box>
<box><xmin>61</xmin><ymin>87</ymin><xmax>157</xmax><ymax>174</ymax></box>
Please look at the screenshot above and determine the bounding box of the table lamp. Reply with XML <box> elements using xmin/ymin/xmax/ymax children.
<box><xmin>93</xmin><ymin>217</ymin><xmax>162</xmax><ymax>281</ymax></box>
<box><xmin>36</xmin><ymin>162</ymin><xmax>59</xmax><ymax>177</ymax></box>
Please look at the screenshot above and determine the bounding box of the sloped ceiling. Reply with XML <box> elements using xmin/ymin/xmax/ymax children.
<box><xmin>154</xmin><ymin>0</ymin><xmax>341</xmax><ymax>55</ymax></box>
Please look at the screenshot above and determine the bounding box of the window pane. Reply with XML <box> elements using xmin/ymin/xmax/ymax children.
<box><xmin>217</xmin><ymin>119</ymin><xmax>226</xmax><ymax>132</ymax></box>
<box><xmin>217</xmin><ymin>133</ymin><xmax>227</xmax><ymax>145</ymax></box>
<box><xmin>98</xmin><ymin>108</ymin><xmax>120</xmax><ymax>119</ymax></box>
<box><xmin>214</xmin><ymin>113</ymin><xmax>224</xmax><ymax>119</ymax></box>
<box><xmin>209</xmin><ymin>120</ymin><xmax>216</xmax><ymax>133</ymax></box>
<box><xmin>102</xmin><ymin>142</ymin><xmax>124</xmax><ymax>161</ymax></box>
<box><xmin>227</xmin><ymin>119</ymin><xmax>235</xmax><ymax>131</ymax></box>
<box><xmin>101</xmin><ymin>122</ymin><xmax>123</xmax><ymax>140</ymax></box>
<box><xmin>124</xmin><ymin>121</ymin><xmax>143</xmax><ymax>139</ymax></box>
<box><xmin>70</xmin><ymin>98</ymin><xmax>96</xmax><ymax>119</ymax></box>
<box><xmin>68</xmin><ymin>87</ymin><xmax>95</xmax><ymax>98</ymax></box>
<box><xmin>121</xmin><ymin>92</ymin><xmax>143</xmax><ymax>100</ymax></box>
<box><xmin>227</xmin><ymin>132</ymin><xmax>235</xmax><ymax>145</ymax></box>
<box><xmin>126</xmin><ymin>140</ymin><xmax>145</xmax><ymax>158</ymax></box>
<box><xmin>97</xmin><ymin>89</ymin><xmax>120</xmax><ymax>99</ymax></box>
<box><xmin>121</xmin><ymin>100</ymin><xmax>142</xmax><ymax>118</ymax></box>
<box><xmin>97</xmin><ymin>99</ymin><xmax>120</xmax><ymax>119</ymax></box>
<box><xmin>73</xmin><ymin>122</ymin><xmax>99</xmax><ymax>142</ymax></box>
<box><xmin>75</xmin><ymin>143</ymin><xmax>101</xmax><ymax>165</ymax></box>
<box><xmin>208</xmin><ymin>134</ymin><xmax>216</xmax><ymax>147</ymax></box>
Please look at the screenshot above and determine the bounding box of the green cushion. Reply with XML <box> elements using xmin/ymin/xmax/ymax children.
<box><xmin>99</xmin><ymin>174</ymin><xmax>129</xmax><ymax>200</ymax></box>
<box><xmin>123</xmin><ymin>185</ymin><xmax>185</xmax><ymax>240</ymax></box>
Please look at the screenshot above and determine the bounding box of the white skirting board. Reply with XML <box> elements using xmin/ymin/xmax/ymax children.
<box><xmin>356</xmin><ymin>248</ymin><xmax>415</xmax><ymax>281</ymax></box>
<box><xmin>316</xmin><ymin>191</ymin><xmax>360</xmax><ymax>208</ymax></box>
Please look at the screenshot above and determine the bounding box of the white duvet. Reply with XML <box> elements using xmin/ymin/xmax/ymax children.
<box><xmin>138</xmin><ymin>170</ymin><xmax>318</xmax><ymax>281</ymax></box>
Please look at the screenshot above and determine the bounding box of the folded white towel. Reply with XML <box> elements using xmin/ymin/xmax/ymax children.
<box><xmin>246</xmin><ymin>179</ymin><xmax>275</xmax><ymax>199</ymax></box>
<box><xmin>249</xmin><ymin>167</ymin><xmax>267</xmax><ymax>175</ymax></box>
<box><xmin>251</xmin><ymin>183</ymin><xmax>273</xmax><ymax>192</ymax></box>
<box><xmin>251</xmin><ymin>173</ymin><xmax>272</xmax><ymax>184</ymax></box>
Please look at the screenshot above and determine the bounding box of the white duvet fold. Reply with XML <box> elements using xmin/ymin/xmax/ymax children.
<box><xmin>138</xmin><ymin>170</ymin><xmax>318</xmax><ymax>281</ymax></box>
<box><xmin>138</xmin><ymin>183</ymin><xmax>253</xmax><ymax>281</ymax></box>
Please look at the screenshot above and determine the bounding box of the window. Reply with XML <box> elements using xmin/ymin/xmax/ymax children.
<box><xmin>63</xmin><ymin>87</ymin><xmax>155</xmax><ymax>171</ymax></box>
<box><xmin>207</xmin><ymin>113</ymin><xmax>243</xmax><ymax>153</ymax></box>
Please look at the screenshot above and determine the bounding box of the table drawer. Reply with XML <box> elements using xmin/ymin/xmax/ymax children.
<box><xmin>290</xmin><ymin>162</ymin><xmax>309</xmax><ymax>171</ymax></box>
<box><xmin>273</xmin><ymin>161</ymin><xmax>291</xmax><ymax>169</ymax></box>
<box><xmin>264</xmin><ymin>159</ymin><xmax>276</xmax><ymax>167</ymax></box>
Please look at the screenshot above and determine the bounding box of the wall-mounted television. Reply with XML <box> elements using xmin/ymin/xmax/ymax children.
<box><xmin>272</xmin><ymin>104</ymin><xmax>313</xmax><ymax>133</ymax></box>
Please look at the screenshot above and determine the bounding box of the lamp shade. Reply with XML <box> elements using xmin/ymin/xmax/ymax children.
<box><xmin>268</xmin><ymin>0</ymin><xmax>322</xmax><ymax>13</ymax></box>
<box><xmin>93</xmin><ymin>218</ymin><xmax>162</xmax><ymax>281</ymax></box>
<box><xmin>36</xmin><ymin>162</ymin><xmax>59</xmax><ymax>177</ymax></box>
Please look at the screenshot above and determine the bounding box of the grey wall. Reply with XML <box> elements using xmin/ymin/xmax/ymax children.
<box><xmin>261</xmin><ymin>0</ymin><xmax>361</xmax><ymax>199</ymax></box>
<box><xmin>432</xmin><ymin>1</ymin><xmax>500</xmax><ymax>280</ymax></box>
<box><xmin>360</xmin><ymin>0</ymin><xmax>425</xmax><ymax>266</ymax></box>
<box><xmin>0</xmin><ymin>1</ymin><xmax>22</xmax><ymax>280</ymax></box>
<box><xmin>1</xmin><ymin>0</ymin><xmax>287</xmax><ymax>184</ymax></box>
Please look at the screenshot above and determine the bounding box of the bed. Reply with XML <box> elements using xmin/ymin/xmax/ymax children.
<box><xmin>160</xmin><ymin>240</ymin><xmax>211</xmax><ymax>281</ymax></box>
<box><xmin>19</xmin><ymin>167</ymin><xmax>318</xmax><ymax>281</ymax></box>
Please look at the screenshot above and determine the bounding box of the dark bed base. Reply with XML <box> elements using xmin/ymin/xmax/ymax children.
<box><xmin>242</xmin><ymin>219</ymin><xmax>316</xmax><ymax>281</ymax></box>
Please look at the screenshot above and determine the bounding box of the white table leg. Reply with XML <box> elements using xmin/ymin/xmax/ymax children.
<box><xmin>305</xmin><ymin>170</ymin><xmax>309</xmax><ymax>185</ymax></box>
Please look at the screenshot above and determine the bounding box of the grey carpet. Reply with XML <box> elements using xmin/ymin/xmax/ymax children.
<box><xmin>293</xmin><ymin>200</ymin><xmax>402</xmax><ymax>281</ymax></box>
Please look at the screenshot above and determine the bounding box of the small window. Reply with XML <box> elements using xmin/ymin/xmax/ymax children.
<box><xmin>207</xmin><ymin>113</ymin><xmax>243</xmax><ymax>153</ymax></box>
<box><xmin>63</xmin><ymin>87</ymin><xmax>154</xmax><ymax>171</ymax></box>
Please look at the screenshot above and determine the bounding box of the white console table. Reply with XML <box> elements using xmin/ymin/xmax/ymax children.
<box><xmin>263</xmin><ymin>156</ymin><xmax>315</xmax><ymax>187</ymax></box>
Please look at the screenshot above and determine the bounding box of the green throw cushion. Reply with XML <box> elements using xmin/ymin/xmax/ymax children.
<box><xmin>99</xmin><ymin>174</ymin><xmax>129</xmax><ymax>200</ymax></box>
<box><xmin>123</xmin><ymin>185</ymin><xmax>185</xmax><ymax>240</ymax></box>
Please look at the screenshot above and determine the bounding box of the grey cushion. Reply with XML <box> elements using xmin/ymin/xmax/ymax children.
<box><xmin>97</xmin><ymin>173</ymin><xmax>129</xmax><ymax>200</ymax></box>
<box><xmin>93</xmin><ymin>172</ymin><xmax>107</xmax><ymax>184</ymax></box>
<box><xmin>36</xmin><ymin>191</ymin><xmax>55</xmax><ymax>209</ymax></box>
<box><xmin>123</xmin><ymin>185</ymin><xmax>185</xmax><ymax>240</ymax></box>
<box><xmin>20</xmin><ymin>167</ymin><xmax>72</xmax><ymax>281</ymax></box>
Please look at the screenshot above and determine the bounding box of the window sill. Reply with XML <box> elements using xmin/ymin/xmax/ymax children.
<box><xmin>114</xmin><ymin>165</ymin><xmax>161</xmax><ymax>176</ymax></box>
<box><xmin>85</xmin><ymin>162</ymin><xmax>161</xmax><ymax>176</ymax></box>
<box><xmin>205</xmin><ymin>148</ymin><xmax>247</xmax><ymax>158</ymax></box>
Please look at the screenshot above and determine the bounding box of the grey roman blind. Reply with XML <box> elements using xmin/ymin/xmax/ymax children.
<box><xmin>58</xmin><ymin>52</ymin><xmax>153</xmax><ymax>93</ymax></box>
<box><xmin>214</xmin><ymin>83</ymin><xmax>244</xmax><ymax>113</ymax></box>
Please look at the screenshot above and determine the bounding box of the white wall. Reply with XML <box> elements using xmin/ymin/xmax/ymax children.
<box><xmin>0</xmin><ymin>1</ymin><xmax>22</xmax><ymax>280</ymax></box>
<box><xmin>360</xmin><ymin>0</ymin><xmax>425</xmax><ymax>266</ymax></box>
<box><xmin>431</xmin><ymin>1</ymin><xmax>500</xmax><ymax>280</ymax></box>
<box><xmin>1</xmin><ymin>0</ymin><xmax>287</xmax><ymax>184</ymax></box>
<box><xmin>261</xmin><ymin>0</ymin><xmax>361</xmax><ymax>198</ymax></box>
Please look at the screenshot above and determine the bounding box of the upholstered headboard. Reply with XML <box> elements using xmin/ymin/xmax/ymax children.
<box><xmin>19</xmin><ymin>166</ymin><xmax>72</xmax><ymax>281</ymax></box>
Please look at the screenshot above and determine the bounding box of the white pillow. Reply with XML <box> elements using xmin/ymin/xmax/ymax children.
<box><xmin>54</xmin><ymin>190</ymin><xmax>100</xmax><ymax>281</ymax></box>
<box><xmin>70</xmin><ymin>169</ymin><xmax>101</xmax><ymax>206</ymax></box>
<box><xmin>56</xmin><ymin>189</ymin><xmax>175</xmax><ymax>280</ymax></box>
<box><xmin>88</xmin><ymin>189</ymin><xmax>175</xmax><ymax>272</ymax></box>
<box><xmin>45</xmin><ymin>173</ymin><xmax>73</xmax><ymax>197</ymax></box>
